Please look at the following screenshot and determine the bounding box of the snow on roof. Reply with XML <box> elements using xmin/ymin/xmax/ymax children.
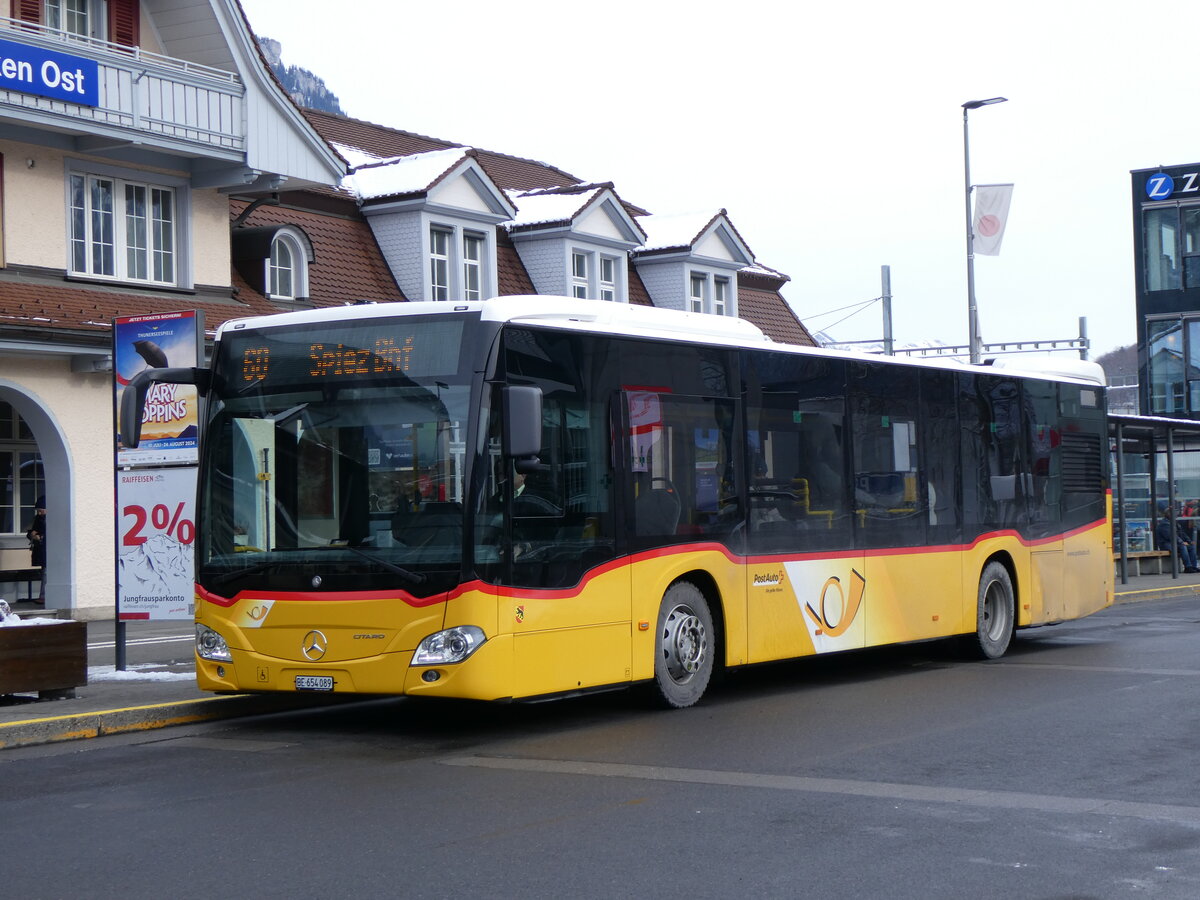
<box><xmin>331</xmin><ymin>141</ymin><xmax>385</xmax><ymax>168</ymax></box>
<box><xmin>504</xmin><ymin>187</ymin><xmax>603</xmax><ymax>228</ymax></box>
<box><xmin>342</xmin><ymin>147</ymin><xmax>471</xmax><ymax>201</ymax></box>
<box><xmin>637</xmin><ymin>210</ymin><xmax>721</xmax><ymax>251</ymax></box>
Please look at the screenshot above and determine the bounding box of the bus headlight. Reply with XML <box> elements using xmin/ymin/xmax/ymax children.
<box><xmin>412</xmin><ymin>626</ymin><xmax>486</xmax><ymax>665</ymax></box>
<box><xmin>196</xmin><ymin>624</ymin><xmax>233</xmax><ymax>662</ymax></box>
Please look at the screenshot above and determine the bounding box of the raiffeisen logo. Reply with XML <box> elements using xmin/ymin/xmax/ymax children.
<box><xmin>753</xmin><ymin>570</ymin><xmax>785</xmax><ymax>587</ymax></box>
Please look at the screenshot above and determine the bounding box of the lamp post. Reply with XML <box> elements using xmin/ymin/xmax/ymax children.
<box><xmin>962</xmin><ymin>96</ymin><xmax>1007</xmax><ymax>365</ymax></box>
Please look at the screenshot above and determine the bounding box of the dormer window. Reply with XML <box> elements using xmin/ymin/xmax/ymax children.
<box><xmin>714</xmin><ymin>277</ymin><xmax>730</xmax><ymax>316</ymax></box>
<box><xmin>427</xmin><ymin>224</ymin><xmax>488</xmax><ymax>301</ymax></box>
<box><xmin>600</xmin><ymin>257</ymin><xmax>616</xmax><ymax>302</ymax></box>
<box><xmin>687</xmin><ymin>270</ymin><xmax>735</xmax><ymax>317</ymax></box>
<box><xmin>463</xmin><ymin>232</ymin><xmax>484</xmax><ymax>302</ymax></box>
<box><xmin>690</xmin><ymin>273</ymin><xmax>706</xmax><ymax>313</ymax></box>
<box><xmin>268</xmin><ymin>231</ymin><xmax>309</xmax><ymax>301</ymax></box>
<box><xmin>568</xmin><ymin>248</ymin><xmax>624</xmax><ymax>301</ymax></box>
<box><xmin>233</xmin><ymin>223</ymin><xmax>313</xmax><ymax>303</ymax></box>
<box><xmin>430</xmin><ymin>227</ymin><xmax>451</xmax><ymax>300</ymax></box>
<box><xmin>572</xmin><ymin>252</ymin><xmax>589</xmax><ymax>299</ymax></box>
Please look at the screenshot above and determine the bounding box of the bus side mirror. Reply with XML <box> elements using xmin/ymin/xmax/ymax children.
<box><xmin>119</xmin><ymin>367</ymin><xmax>209</xmax><ymax>449</ymax></box>
<box><xmin>502</xmin><ymin>385</ymin><xmax>542</xmax><ymax>469</ymax></box>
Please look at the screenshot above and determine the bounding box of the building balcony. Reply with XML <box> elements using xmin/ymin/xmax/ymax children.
<box><xmin>0</xmin><ymin>16</ymin><xmax>244</xmax><ymax>161</ymax></box>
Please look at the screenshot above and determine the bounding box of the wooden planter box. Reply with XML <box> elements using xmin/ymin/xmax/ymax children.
<box><xmin>0</xmin><ymin>621</ymin><xmax>87</xmax><ymax>699</ymax></box>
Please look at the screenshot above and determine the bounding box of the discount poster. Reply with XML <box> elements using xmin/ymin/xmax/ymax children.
<box><xmin>117</xmin><ymin>466</ymin><xmax>196</xmax><ymax>621</ymax></box>
<box><xmin>114</xmin><ymin>310</ymin><xmax>203</xmax><ymax>466</ymax></box>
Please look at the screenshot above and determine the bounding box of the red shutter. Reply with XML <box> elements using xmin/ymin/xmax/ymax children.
<box><xmin>108</xmin><ymin>0</ymin><xmax>140</xmax><ymax>47</ymax></box>
<box><xmin>13</xmin><ymin>0</ymin><xmax>41</xmax><ymax>24</ymax></box>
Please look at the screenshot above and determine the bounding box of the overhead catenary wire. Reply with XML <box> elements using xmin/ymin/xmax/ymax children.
<box><xmin>807</xmin><ymin>296</ymin><xmax>883</xmax><ymax>333</ymax></box>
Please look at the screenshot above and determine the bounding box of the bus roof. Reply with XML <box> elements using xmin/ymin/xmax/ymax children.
<box><xmin>214</xmin><ymin>297</ymin><xmax>1105</xmax><ymax>387</ymax></box>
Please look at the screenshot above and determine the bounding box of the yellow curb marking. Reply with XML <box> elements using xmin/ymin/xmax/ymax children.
<box><xmin>0</xmin><ymin>696</ymin><xmax>231</xmax><ymax>730</ymax></box>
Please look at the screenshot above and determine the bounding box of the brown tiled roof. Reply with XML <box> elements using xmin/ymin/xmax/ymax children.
<box><xmin>737</xmin><ymin>279</ymin><xmax>817</xmax><ymax>346</ymax></box>
<box><xmin>627</xmin><ymin>267</ymin><xmax>653</xmax><ymax>307</ymax></box>
<box><xmin>303</xmin><ymin>109</ymin><xmax>581</xmax><ymax>193</ymax></box>
<box><xmin>496</xmin><ymin>234</ymin><xmax>535</xmax><ymax>296</ymax></box>
<box><xmin>231</xmin><ymin>199</ymin><xmax>403</xmax><ymax>304</ymax></box>
<box><xmin>0</xmin><ymin>273</ymin><xmax>273</xmax><ymax>341</ymax></box>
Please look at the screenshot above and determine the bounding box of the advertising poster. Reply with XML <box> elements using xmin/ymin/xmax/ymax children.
<box><xmin>117</xmin><ymin>466</ymin><xmax>196</xmax><ymax>621</ymax></box>
<box><xmin>114</xmin><ymin>310</ymin><xmax>203</xmax><ymax>466</ymax></box>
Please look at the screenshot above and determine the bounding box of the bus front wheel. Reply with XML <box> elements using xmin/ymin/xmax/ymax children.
<box><xmin>971</xmin><ymin>561</ymin><xmax>1014</xmax><ymax>659</ymax></box>
<box><xmin>652</xmin><ymin>581</ymin><xmax>714</xmax><ymax>709</ymax></box>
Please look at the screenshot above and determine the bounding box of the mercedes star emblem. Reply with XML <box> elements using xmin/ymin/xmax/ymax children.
<box><xmin>302</xmin><ymin>630</ymin><xmax>327</xmax><ymax>661</ymax></box>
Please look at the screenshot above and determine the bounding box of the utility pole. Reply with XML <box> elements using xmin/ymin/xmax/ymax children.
<box><xmin>881</xmin><ymin>265</ymin><xmax>893</xmax><ymax>356</ymax></box>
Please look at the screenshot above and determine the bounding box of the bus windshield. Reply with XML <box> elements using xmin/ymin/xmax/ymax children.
<box><xmin>197</xmin><ymin>317</ymin><xmax>473</xmax><ymax>598</ymax></box>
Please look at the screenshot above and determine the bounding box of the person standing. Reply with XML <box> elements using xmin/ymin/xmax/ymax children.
<box><xmin>25</xmin><ymin>496</ymin><xmax>45</xmax><ymax>604</ymax></box>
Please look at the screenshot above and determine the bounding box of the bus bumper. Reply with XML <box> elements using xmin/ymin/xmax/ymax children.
<box><xmin>195</xmin><ymin>632</ymin><xmax>514</xmax><ymax>701</ymax></box>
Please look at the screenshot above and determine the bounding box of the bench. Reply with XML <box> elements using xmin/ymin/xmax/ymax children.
<box><xmin>1114</xmin><ymin>550</ymin><xmax>1171</xmax><ymax>576</ymax></box>
<box><xmin>0</xmin><ymin>620</ymin><xmax>86</xmax><ymax>699</ymax></box>
<box><xmin>0</xmin><ymin>568</ymin><xmax>41</xmax><ymax>602</ymax></box>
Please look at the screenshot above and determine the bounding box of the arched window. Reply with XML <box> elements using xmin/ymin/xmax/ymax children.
<box><xmin>266</xmin><ymin>229</ymin><xmax>309</xmax><ymax>302</ymax></box>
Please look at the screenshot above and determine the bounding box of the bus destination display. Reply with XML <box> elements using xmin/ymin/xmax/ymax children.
<box><xmin>224</xmin><ymin>319</ymin><xmax>465</xmax><ymax>387</ymax></box>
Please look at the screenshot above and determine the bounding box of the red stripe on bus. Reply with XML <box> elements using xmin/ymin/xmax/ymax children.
<box><xmin>194</xmin><ymin>516</ymin><xmax>1107</xmax><ymax>608</ymax></box>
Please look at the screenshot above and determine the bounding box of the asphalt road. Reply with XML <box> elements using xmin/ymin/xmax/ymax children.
<box><xmin>5</xmin><ymin>598</ymin><xmax>1200</xmax><ymax>899</ymax></box>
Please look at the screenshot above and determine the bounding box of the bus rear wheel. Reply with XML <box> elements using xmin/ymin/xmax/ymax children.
<box><xmin>971</xmin><ymin>561</ymin><xmax>1014</xmax><ymax>659</ymax></box>
<box><xmin>652</xmin><ymin>581</ymin><xmax>713</xmax><ymax>709</ymax></box>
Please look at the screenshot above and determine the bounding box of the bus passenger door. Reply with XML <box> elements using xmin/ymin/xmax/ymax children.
<box><xmin>742</xmin><ymin>353</ymin><xmax>863</xmax><ymax>662</ymax></box>
<box><xmin>850</xmin><ymin>363</ymin><xmax>956</xmax><ymax>645</ymax></box>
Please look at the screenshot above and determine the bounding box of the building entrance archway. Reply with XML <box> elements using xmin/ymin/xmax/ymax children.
<box><xmin>0</xmin><ymin>382</ymin><xmax>75</xmax><ymax>611</ymax></box>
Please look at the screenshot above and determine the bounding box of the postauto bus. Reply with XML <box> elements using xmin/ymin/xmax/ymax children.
<box><xmin>120</xmin><ymin>296</ymin><xmax>1112</xmax><ymax>708</ymax></box>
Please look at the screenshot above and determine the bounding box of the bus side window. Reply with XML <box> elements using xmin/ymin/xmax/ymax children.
<box><xmin>850</xmin><ymin>361</ymin><xmax>927</xmax><ymax>548</ymax></box>
<box><xmin>743</xmin><ymin>352</ymin><xmax>851</xmax><ymax>554</ymax></box>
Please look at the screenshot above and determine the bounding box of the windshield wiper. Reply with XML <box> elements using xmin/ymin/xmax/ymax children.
<box><xmin>341</xmin><ymin>544</ymin><xmax>427</xmax><ymax>585</ymax></box>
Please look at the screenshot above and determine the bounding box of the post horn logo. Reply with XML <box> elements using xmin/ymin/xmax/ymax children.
<box><xmin>805</xmin><ymin>569</ymin><xmax>866</xmax><ymax>637</ymax></box>
<box><xmin>302</xmin><ymin>630</ymin><xmax>328</xmax><ymax>661</ymax></box>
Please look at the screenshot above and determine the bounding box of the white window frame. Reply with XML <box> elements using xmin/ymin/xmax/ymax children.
<box><xmin>68</xmin><ymin>171</ymin><xmax>179</xmax><ymax>287</ymax></box>
<box><xmin>426</xmin><ymin>222</ymin><xmax>491</xmax><ymax>301</ymax></box>
<box><xmin>45</xmin><ymin>0</ymin><xmax>105</xmax><ymax>39</ymax></box>
<box><xmin>265</xmin><ymin>228</ymin><xmax>310</xmax><ymax>302</ymax></box>
<box><xmin>600</xmin><ymin>255</ymin><xmax>617</xmax><ymax>302</ymax></box>
<box><xmin>571</xmin><ymin>251</ymin><xmax>589</xmax><ymax>299</ymax></box>
<box><xmin>713</xmin><ymin>276</ymin><xmax>730</xmax><ymax>316</ymax></box>
<box><xmin>430</xmin><ymin>226</ymin><xmax>451</xmax><ymax>300</ymax></box>
<box><xmin>690</xmin><ymin>272</ymin><xmax>707</xmax><ymax>313</ymax></box>
<box><xmin>463</xmin><ymin>231</ymin><xmax>484</xmax><ymax>302</ymax></box>
<box><xmin>688</xmin><ymin>270</ymin><xmax>736</xmax><ymax>317</ymax></box>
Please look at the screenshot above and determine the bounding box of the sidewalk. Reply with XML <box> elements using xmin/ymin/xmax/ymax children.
<box><xmin>0</xmin><ymin>599</ymin><xmax>351</xmax><ymax>750</ymax></box>
<box><xmin>2</xmin><ymin>571</ymin><xmax>1197</xmax><ymax>751</ymax></box>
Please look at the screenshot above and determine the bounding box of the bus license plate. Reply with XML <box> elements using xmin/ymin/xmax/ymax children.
<box><xmin>295</xmin><ymin>675</ymin><xmax>334</xmax><ymax>691</ymax></box>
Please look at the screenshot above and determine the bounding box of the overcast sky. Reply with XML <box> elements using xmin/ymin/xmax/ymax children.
<box><xmin>238</xmin><ymin>0</ymin><xmax>1200</xmax><ymax>360</ymax></box>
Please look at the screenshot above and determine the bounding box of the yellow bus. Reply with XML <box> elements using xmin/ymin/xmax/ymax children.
<box><xmin>121</xmin><ymin>297</ymin><xmax>1112</xmax><ymax>708</ymax></box>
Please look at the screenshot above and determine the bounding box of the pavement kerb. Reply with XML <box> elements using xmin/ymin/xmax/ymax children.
<box><xmin>1114</xmin><ymin>582</ymin><xmax>1200</xmax><ymax>606</ymax></box>
<box><xmin>0</xmin><ymin>693</ymin><xmax>328</xmax><ymax>750</ymax></box>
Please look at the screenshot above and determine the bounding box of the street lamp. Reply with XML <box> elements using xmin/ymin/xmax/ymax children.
<box><xmin>962</xmin><ymin>96</ymin><xmax>1007</xmax><ymax>365</ymax></box>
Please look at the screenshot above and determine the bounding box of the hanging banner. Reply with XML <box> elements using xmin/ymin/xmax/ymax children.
<box><xmin>972</xmin><ymin>183</ymin><xmax>1014</xmax><ymax>256</ymax></box>
<box><xmin>114</xmin><ymin>310</ymin><xmax>204</xmax><ymax>466</ymax></box>
<box><xmin>116</xmin><ymin>466</ymin><xmax>196</xmax><ymax>621</ymax></box>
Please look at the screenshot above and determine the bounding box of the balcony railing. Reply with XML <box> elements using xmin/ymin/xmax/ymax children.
<box><xmin>0</xmin><ymin>16</ymin><xmax>244</xmax><ymax>155</ymax></box>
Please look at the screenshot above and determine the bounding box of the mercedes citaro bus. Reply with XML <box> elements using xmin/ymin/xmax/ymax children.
<box><xmin>120</xmin><ymin>296</ymin><xmax>1112</xmax><ymax>707</ymax></box>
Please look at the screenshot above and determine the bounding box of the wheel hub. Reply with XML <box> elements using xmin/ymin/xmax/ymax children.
<box><xmin>662</xmin><ymin>605</ymin><xmax>707</xmax><ymax>683</ymax></box>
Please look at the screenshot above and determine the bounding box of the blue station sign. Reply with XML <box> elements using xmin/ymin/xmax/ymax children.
<box><xmin>0</xmin><ymin>37</ymin><xmax>99</xmax><ymax>106</ymax></box>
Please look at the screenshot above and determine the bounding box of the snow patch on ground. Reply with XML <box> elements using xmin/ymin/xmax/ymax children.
<box><xmin>88</xmin><ymin>665</ymin><xmax>195</xmax><ymax>683</ymax></box>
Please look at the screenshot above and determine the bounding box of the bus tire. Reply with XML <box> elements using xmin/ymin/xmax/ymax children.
<box><xmin>651</xmin><ymin>581</ymin><xmax>714</xmax><ymax>709</ymax></box>
<box><xmin>971</xmin><ymin>561</ymin><xmax>1014</xmax><ymax>659</ymax></box>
